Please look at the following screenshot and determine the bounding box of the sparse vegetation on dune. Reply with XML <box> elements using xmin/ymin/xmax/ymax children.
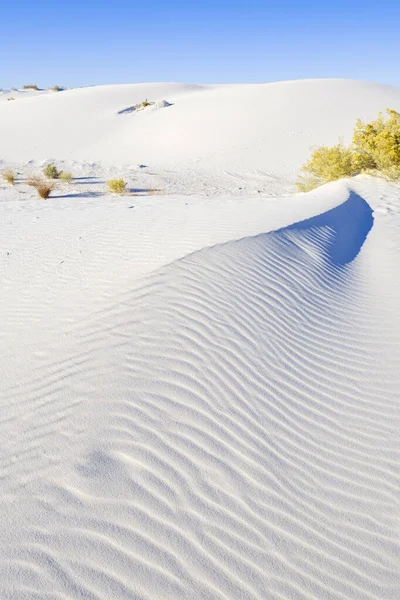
<box><xmin>27</xmin><ymin>176</ymin><xmax>57</xmax><ymax>199</ymax></box>
<box><xmin>43</xmin><ymin>164</ymin><xmax>61</xmax><ymax>179</ymax></box>
<box><xmin>50</xmin><ymin>85</ymin><xmax>65</xmax><ymax>92</ymax></box>
<box><xmin>59</xmin><ymin>170</ymin><xmax>73</xmax><ymax>183</ymax></box>
<box><xmin>297</xmin><ymin>108</ymin><xmax>400</xmax><ymax>191</ymax></box>
<box><xmin>2</xmin><ymin>169</ymin><xmax>16</xmax><ymax>185</ymax></box>
<box><xmin>23</xmin><ymin>84</ymin><xmax>40</xmax><ymax>90</ymax></box>
<box><xmin>107</xmin><ymin>178</ymin><xmax>128</xmax><ymax>194</ymax></box>
<box><xmin>135</xmin><ymin>98</ymin><xmax>155</xmax><ymax>111</ymax></box>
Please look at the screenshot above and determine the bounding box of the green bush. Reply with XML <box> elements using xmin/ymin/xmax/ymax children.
<box><xmin>43</xmin><ymin>164</ymin><xmax>61</xmax><ymax>179</ymax></box>
<box><xmin>107</xmin><ymin>178</ymin><xmax>128</xmax><ymax>194</ymax></box>
<box><xmin>297</xmin><ymin>108</ymin><xmax>400</xmax><ymax>191</ymax></box>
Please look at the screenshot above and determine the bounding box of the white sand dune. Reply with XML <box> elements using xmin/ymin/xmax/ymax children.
<box><xmin>2</xmin><ymin>79</ymin><xmax>400</xmax><ymax>184</ymax></box>
<box><xmin>0</xmin><ymin>80</ymin><xmax>399</xmax><ymax>599</ymax></box>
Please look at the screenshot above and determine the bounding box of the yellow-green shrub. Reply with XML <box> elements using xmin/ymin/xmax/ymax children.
<box><xmin>59</xmin><ymin>170</ymin><xmax>73</xmax><ymax>183</ymax></box>
<box><xmin>297</xmin><ymin>144</ymin><xmax>358</xmax><ymax>192</ymax></box>
<box><xmin>297</xmin><ymin>108</ymin><xmax>400</xmax><ymax>191</ymax></box>
<box><xmin>352</xmin><ymin>109</ymin><xmax>400</xmax><ymax>171</ymax></box>
<box><xmin>43</xmin><ymin>164</ymin><xmax>61</xmax><ymax>179</ymax></box>
<box><xmin>107</xmin><ymin>178</ymin><xmax>128</xmax><ymax>194</ymax></box>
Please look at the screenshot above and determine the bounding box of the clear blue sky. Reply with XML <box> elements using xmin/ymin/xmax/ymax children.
<box><xmin>1</xmin><ymin>0</ymin><xmax>400</xmax><ymax>88</ymax></box>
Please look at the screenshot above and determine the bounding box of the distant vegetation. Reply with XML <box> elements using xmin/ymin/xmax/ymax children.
<box><xmin>136</xmin><ymin>99</ymin><xmax>155</xmax><ymax>111</ymax></box>
<box><xmin>27</xmin><ymin>176</ymin><xmax>56</xmax><ymax>199</ymax></box>
<box><xmin>59</xmin><ymin>170</ymin><xmax>73</xmax><ymax>183</ymax></box>
<box><xmin>107</xmin><ymin>178</ymin><xmax>128</xmax><ymax>194</ymax></box>
<box><xmin>43</xmin><ymin>164</ymin><xmax>62</xmax><ymax>179</ymax></box>
<box><xmin>23</xmin><ymin>84</ymin><xmax>40</xmax><ymax>90</ymax></box>
<box><xmin>50</xmin><ymin>85</ymin><xmax>65</xmax><ymax>92</ymax></box>
<box><xmin>2</xmin><ymin>169</ymin><xmax>16</xmax><ymax>185</ymax></box>
<box><xmin>297</xmin><ymin>109</ymin><xmax>400</xmax><ymax>191</ymax></box>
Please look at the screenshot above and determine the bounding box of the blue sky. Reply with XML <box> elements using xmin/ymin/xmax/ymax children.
<box><xmin>1</xmin><ymin>0</ymin><xmax>400</xmax><ymax>88</ymax></box>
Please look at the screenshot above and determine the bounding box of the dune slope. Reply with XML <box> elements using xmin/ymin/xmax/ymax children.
<box><xmin>2</xmin><ymin>79</ymin><xmax>400</xmax><ymax>183</ymax></box>
<box><xmin>0</xmin><ymin>177</ymin><xmax>399</xmax><ymax>599</ymax></box>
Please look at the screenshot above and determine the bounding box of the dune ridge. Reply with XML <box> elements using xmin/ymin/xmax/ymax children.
<box><xmin>1</xmin><ymin>183</ymin><xmax>399</xmax><ymax>599</ymax></box>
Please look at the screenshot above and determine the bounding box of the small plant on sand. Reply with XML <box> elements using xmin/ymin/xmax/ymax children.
<box><xmin>2</xmin><ymin>169</ymin><xmax>16</xmax><ymax>185</ymax></box>
<box><xmin>59</xmin><ymin>170</ymin><xmax>73</xmax><ymax>183</ymax></box>
<box><xmin>27</xmin><ymin>176</ymin><xmax>56</xmax><ymax>199</ymax></box>
<box><xmin>107</xmin><ymin>178</ymin><xmax>128</xmax><ymax>194</ymax></box>
<box><xmin>297</xmin><ymin>108</ymin><xmax>400</xmax><ymax>191</ymax></box>
<box><xmin>43</xmin><ymin>164</ymin><xmax>61</xmax><ymax>179</ymax></box>
<box><xmin>50</xmin><ymin>85</ymin><xmax>64</xmax><ymax>92</ymax></box>
<box><xmin>7</xmin><ymin>97</ymin><xmax>15</xmax><ymax>101</ymax></box>
<box><xmin>23</xmin><ymin>84</ymin><xmax>39</xmax><ymax>90</ymax></box>
<box><xmin>136</xmin><ymin>98</ymin><xmax>155</xmax><ymax>111</ymax></box>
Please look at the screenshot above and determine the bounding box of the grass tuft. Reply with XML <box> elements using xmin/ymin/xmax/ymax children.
<box><xmin>107</xmin><ymin>178</ymin><xmax>128</xmax><ymax>194</ymax></box>
<box><xmin>59</xmin><ymin>170</ymin><xmax>73</xmax><ymax>183</ymax></box>
<box><xmin>27</xmin><ymin>176</ymin><xmax>57</xmax><ymax>199</ymax></box>
<box><xmin>2</xmin><ymin>169</ymin><xmax>16</xmax><ymax>185</ymax></box>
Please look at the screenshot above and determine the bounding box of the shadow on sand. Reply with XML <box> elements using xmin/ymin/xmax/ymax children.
<box><xmin>283</xmin><ymin>192</ymin><xmax>373</xmax><ymax>266</ymax></box>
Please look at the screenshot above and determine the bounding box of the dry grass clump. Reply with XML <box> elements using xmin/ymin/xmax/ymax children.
<box><xmin>297</xmin><ymin>108</ymin><xmax>400</xmax><ymax>191</ymax></box>
<box><xmin>2</xmin><ymin>169</ymin><xmax>16</xmax><ymax>185</ymax></box>
<box><xmin>7</xmin><ymin>97</ymin><xmax>15</xmax><ymax>101</ymax></box>
<box><xmin>50</xmin><ymin>85</ymin><xmax>64</xmax><ymax>92</ymax></box>
<box><xmin>27</xmin><ymin>176</ymin><xmax>57</xmax><ymax>199</ymax></box>
<box><xmin>23</xmin><ymin>84</ymin><xmax>39</xmax><ymax>90</ymax></box>
<box><xmin>59</xmin><ymin>170</ymin><xmax>73</xmax><ymax>183</ymax></box>
<box><xmin>43</xmin><ymin>164</ymin><xmax>61</xmax><ymax>179</ymax></box>
<box><xmin>136</xmin><ymin>98</ymin><xmax>154</xmax><ymax>111</ymax></box>
<box><xmin>107</xmin><ymin>178</ymin><xmax>128</xmax><ymax>194</ymax></box>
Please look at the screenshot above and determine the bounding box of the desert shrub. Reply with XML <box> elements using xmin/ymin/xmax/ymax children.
<box><xmin>297</xmin><ymin>108</ymin><xmax>400</xmax><ymax>191</ymax></box>
<box><xmin>297</xmin><ymin>144</ymin><xmax>358</xmax><ymax>191</ymax></box>
<box><xmin>7</xmin><ymin>97</ymin><xmax>15</xmax><ymax>101</ymax></box>
<box><xmin>352</xmin><ymin>109</ymin><xmax>400</xmax><ymax>171</ymax></box>
<box><xmin>107</xmin><ymin>178</ymin><xmax>128</xmax><ymax>194</ymax></box>
<box><xmin>23</xmin><ymin>84</ymin><xmax>39</xmax><ymax>90</ymax></box>
<box><xmin>2</xmin><ymin>169</ymin><xmax>16</xmax><ymax>185</ymax></box>
<box><xmin>50</xmin><ymin>85</ymin><xmax>64</xmax><ymax>92</ymax></box>
<box><xmin>59</xmin><ymin>170</ymin><xmax>73</xmax><ymax>183</ymax></box>
<box><xmin>43</xmin><ymin>164</ymin><xmax>61</xmax><ymax>179</ymax></box>
<box><xmin>27</xmin><ymin>176</ymin><xmax>56</xmax><ymax>199</ymax></box>
<box><xmin>136</xmin><ymin>98</ymin><xmax>155</xmax><ymax>111</ymax></box>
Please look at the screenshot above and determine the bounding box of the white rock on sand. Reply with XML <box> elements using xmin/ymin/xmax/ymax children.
<box><xmin>0</xmin><ymin>79</ymin><xmax>399</xmax><ymax>600</ymax></box>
